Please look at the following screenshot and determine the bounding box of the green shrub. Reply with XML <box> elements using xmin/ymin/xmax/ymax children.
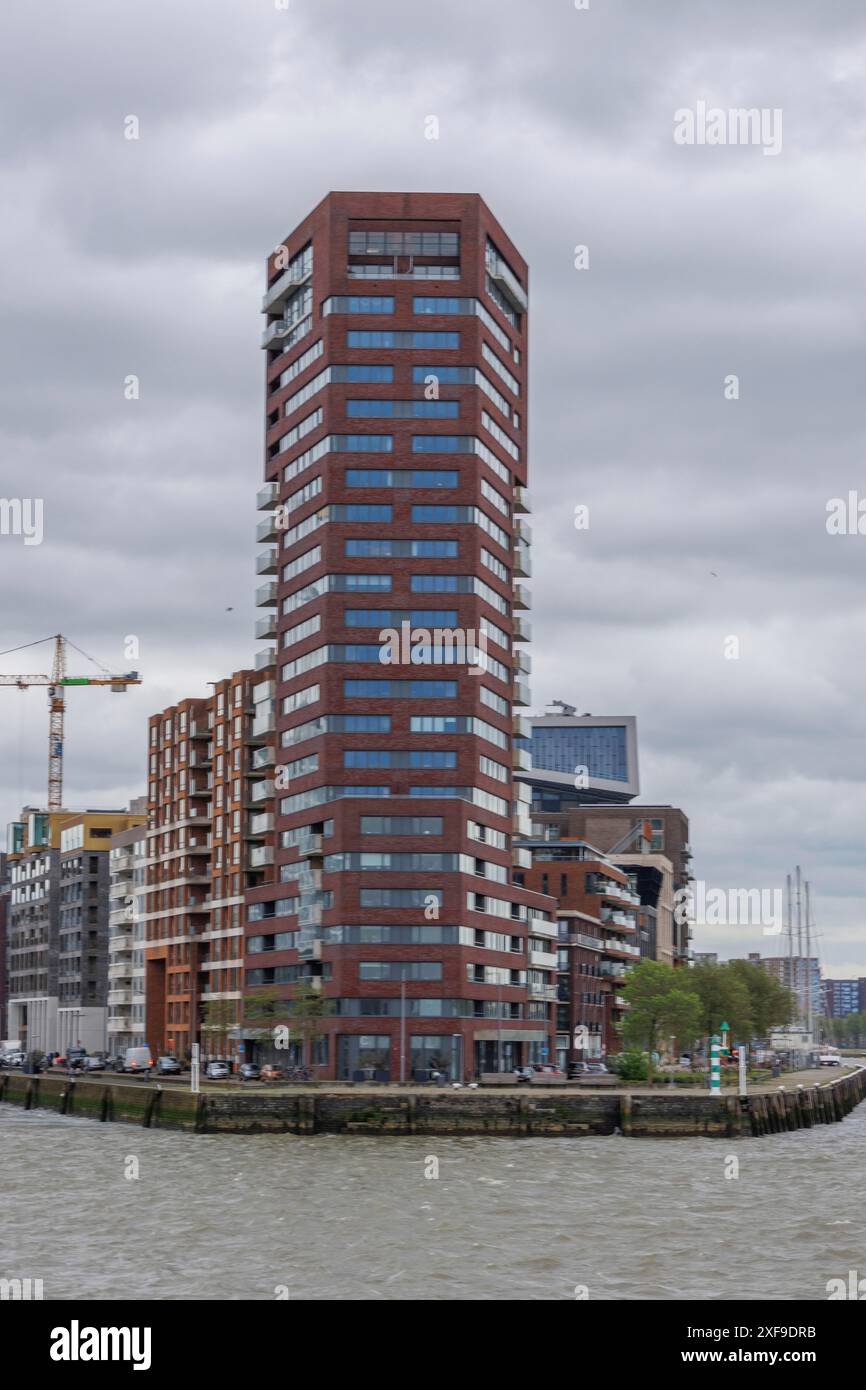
<box><xmin>610</xmin><ymin>1049</ymin><xmax>648</xmax><ymax>1082</ymax></box>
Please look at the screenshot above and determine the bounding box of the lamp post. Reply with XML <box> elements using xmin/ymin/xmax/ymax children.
<box><xmin>399</xmin><ymin>967</ymin><xmax>407</xmax><ymax>1085</ymax></box>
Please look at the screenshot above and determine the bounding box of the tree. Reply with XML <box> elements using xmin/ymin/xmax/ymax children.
<box><xmin>688</xmin><ymin>961</ymin><xmax>752</xmax><ymax>1046</ymax></box>
<box><xmin>724</xmin><ymin>959</ymin><xmax>793</xmax><ymax>1040</ymax></box>
<box><xmin>621</xmin><ymin>960</ymin><xmax>703</xmax><ymax>1084</ymax></box>
<box><xmin>201</xmin><ymin>998</ymin><xmax>236</xmax><ymax>1059</ymax></box>
<box><xmin>243</xmin><ymin>986</ymin><xmax>288</xmax><ymax>1040</ymax></box>
<box><xmin>290</xmin><ymin>981</ymin><xmax>334</xmax><ymax>1069</ymax></box>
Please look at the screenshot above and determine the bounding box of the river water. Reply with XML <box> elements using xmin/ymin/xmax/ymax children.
<box><xmin>1</xmin><ymin>1100</ymin><xmax>863</xmax><ymax>1300</ymax></box>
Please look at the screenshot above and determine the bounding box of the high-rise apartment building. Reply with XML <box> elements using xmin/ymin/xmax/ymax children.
<box><xmin>249</xmin><ymin>191</ymin><xmax>556</xmax><ymax>1081</ymax></box>
<box><xmin>747</xmin><ymin>952</ymin><xmax>821</xmax><ymax>1023</ymax></box>
<box><xmin>144</xmin><ymin>669</ymin><xmax>274</xmax><ymax>1063</ymax></box>
<box><xmin>821</xmin><ymin>977</ymin><xmax>866</xmax><ymax>1018</ymax></box>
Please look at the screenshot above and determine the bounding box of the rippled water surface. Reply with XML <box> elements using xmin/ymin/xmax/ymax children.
<box><xmin>1</xmin><ymin>1101</ymin><xmax>863</xmax><ymax>1300</ymax></box>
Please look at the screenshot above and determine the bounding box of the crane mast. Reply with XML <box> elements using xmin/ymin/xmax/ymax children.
<box><xmin>0</xmin><ymin>633</ymin><xmax>141</xmax><ymax>810</ymax></box>
<box><xmin>48</xmin><ymin>634</ymin><xmax>65</xmax><ymax>810</ymax></box>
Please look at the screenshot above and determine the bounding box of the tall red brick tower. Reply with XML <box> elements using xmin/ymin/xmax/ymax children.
<box><xmin>247</xmin><ymin>192</ymin><xmax>556</xmax><ymax>1082</ymax></box>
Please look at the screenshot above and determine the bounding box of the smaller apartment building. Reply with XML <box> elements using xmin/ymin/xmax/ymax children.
<box><xmin>107</xmin><ymin>804</ymin><xmax>148</xmax><ymax>1053</ymax></box>
<box><xmin>6</xmin><ymin>807</ymin><xmax>145</xmax><ymax>1054</ymax></box>
<box><xmin>145</xmin><ymin>669</ymin><xmax>275</xmax><ymax>1063</ymax></box>
<box><xmin>515</xmin><ymin>840</ymin><xmax>642</xmax><ymax>1066</ymax></box>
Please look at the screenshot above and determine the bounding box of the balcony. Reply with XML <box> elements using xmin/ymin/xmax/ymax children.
<box><xmin>529</xmin><ymin>949</ymin><xmax>557</xmax><ymax>969</ymax></box>
<box><xmin>512</xmin><ymin>713</ymin><xmax>531</xmax><ymax>741</ymax></box>
<box><xmin>256</xmin><ymin>547</ymin><xmax>279</xmax><ymax>576</ymax></box>
<box><xmin>261</xmin><ymin>318</ymin><xmax>290</xmax><ymax>351</ymax></box>
<box><xmin>107</xmin><ymin>989</ymin><xmax>133</xmax><ymax>1006</ymax></box>
<box><xmin>107</xmin><ymin>1017</ymin><xmax>132</xmax><ymax>1034</ymax></box>
<box><xmin>256</xmin><ymin>515</ymin><xmax>278</xmax><ymax>544</ymax></box>
<box><xmin>512</xmin><ymin>846</ymin><xmax>532</xmax><ymax>870</ymax></box>
<box><xmin>255</xmin><ymin>647</ymin><xmax>276</xmax><ymax>672</ymax></box>
<box><xmin>511</xmin><ymin>583</ymin><xmax>530</xmax><ymax>610</ymax></box>
<box><xmin>515</xmin><ymin>648</ymin><xmax>531</xmax><ymax>675</ymax></box>
<box><xmin>190</xmin><ymin>721</ymin><xmax>211</xmax><ymax>739</ymax></box>
<box><xmin>250</xmin><ymin>779</ymin><xmax>275</xmax><ymax>805</ymax></box>
<box><xmin>261</xmin><ymin>262</ymin><xmax>313</xmax><ymax>315</ymax></box>
<box><xmin>513</xmin><ymin>810</ymin><xmax>532</xmax><ymax>837</ymax></box>
<box><xmin>296</xmin><ymin>833</ymin><xmax>324</xmax><ymax>858</ymax></box>
<box><xmin>255</xmin><ymin>614</ymin><xmax>277</xmax><ymax>641</ymax></box>
<box><xmin>248</xmin><ymin>845</ymin><xmax>275</xmax><ymax>869</ymax></box>
<box><xmin>298</xmin><ymin>901</ymin><xmax>323</xmax><ymax>928</ymax></box>
<box><xmin>513</xmin><ymin>543</ymin><xmax>531</xmax><ymax>578</ymax></box>
<box><xmin>108</xmin><ymin>934</ymin><xmax>134</xmax><ymax>953</ymax></box>
<box><xmin>511</xmin><ymin>746</ymin><xmax>532</xmax><ymax>773</ymax></box>
<box><xmin>513</xmin><ymin>678</ymin><xmax>531</xmax><ymax>708</ymax></box>
<box><xmin>602</xmin><ymin>939</ymin><xmax>641</xmax><ymax>959</ymax></box>
<box><xmin>257</xmin><ymin>482</ymin><xmax>278</xmax><ymax>511</ymax></box>
<box><xmin>513</xmin><ymin>517</ymin><xmax>532</xmax><ymax>546</ymax></box>
<box><xmin>108</xmin><ymin>962</ymin><xmax>133</xmax><ymax>981</ymax></box>
<box><xmin>246</xmin><ymin>812</ymin><xmax>274</xmax><ymax>838</ymax></box>
<box><xmin>527</xmin><ymin>983</ymin><xmax>557</xmax><ymax>1002</ymax></box>
<box><xmin>485</xmin><ymin>247</ymin><xmax>528</xmax><ymax>313</ymax></box>
<box><xmin>512</xmin><ymin>614</ymin><xmax>531</xmax><ymax>643</ymax></box>
<box><xmin>249</xmin><ymin>711</ymin><xmax>276</xmax><ymax>742</ymax></box>
<box><xmin>513</xmin><ymin>486</ymin><xmax>530</xmax><ymax>514</ymax></box>
<box><xmin>256</xmin><ymin>582</ymin><xmax>278</xmax><ymax>609</ymax></box>
<box><xmin>249</xmin><ymin>744</ymin><xmax>276</xmax><ymax>773</ymax></box>
<box><xmin>527</xmin><ymin>918</ymin><xmax>557</xmax><ymax>940</ymax></box>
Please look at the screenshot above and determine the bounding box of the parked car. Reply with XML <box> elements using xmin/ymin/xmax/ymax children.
<box><xmin>515</xmin><ymin>1064</ymin><xmax>565</xmax><ymax>1082</ymax></box>
<box><xmin>156</xmin><ymin>1056</ymin><xmax>182</xmax><ymax>1075</ymax></box>
<box><xmin>238</xmin><ymin>1063</ymin><xmax>261</xmax><ymax>1081</ymax></box>
<box><xmin>1</xmin><ymin>1050</ymin><xmax>26</xmax><ymax>1068</ymax></box>
<box><xmin>259</xmin><ymin>1064</ymin><xmax>284</xmax><ymax>1083</ymax></box>
<box><xmin>568</xmin><ymin>1061</ymin><xmax>589</xmax><ymax>1077</ymax></box>
<box><xmin>65</xmin><ymin>1047</ymin><xmax>88</xmax><ymax>1071</ymax></box>
<box><xmin>205</xmin><ymin>1061</ymin><xmax>230</xmax><ymax>1081</ymax></box>
<box><xmin>83</xmin><ymin>1055</ymin><xmax>106</xmax><ymax>1072</ymax></box>
<box><xmin>586</xmin><ymin>1062</ymin><xmax>610</xmax><ymax>1075</ymax></box>
<box><xmin>819</xmin><ymin>1051</ymin><xmax>842</xmax><ymax>1067</ymax></box>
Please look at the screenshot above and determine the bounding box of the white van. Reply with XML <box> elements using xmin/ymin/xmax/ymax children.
<box><xmin>121</xmin><ymin>1046</ymin><xmax>153</xmax><ymax>1075</ymax></box>
<box><xmin>818</xmin><ymin>1048</ymin><xmax>842</xmax><ymax>1067</ymax></box>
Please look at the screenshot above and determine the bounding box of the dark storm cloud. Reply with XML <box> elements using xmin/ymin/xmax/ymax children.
<box><xmin>1</xmin><ymin>0</ymin><xmax>864</xmax><ymax>969</ymax></box>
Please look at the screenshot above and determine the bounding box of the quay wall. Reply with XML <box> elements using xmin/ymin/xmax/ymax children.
<box><xmin>2</xmin><ymin>1067</ymin><xmax>864</xmax><ymax>1138</ymax></box>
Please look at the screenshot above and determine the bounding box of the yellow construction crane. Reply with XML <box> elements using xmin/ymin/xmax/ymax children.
<box><xmin>0</xmin><ymin>634</ymin><xmax>142</xmax><ymax>810</ymax></box>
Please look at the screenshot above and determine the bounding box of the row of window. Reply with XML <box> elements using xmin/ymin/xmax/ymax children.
<box><xmin>348</xmin><ymin>231</ymin><xmax>459</xmax><ymax>257</ymax></box>
<box><xmin>277</xmin><ymin>784</ymin><xmax>510</xmax><ymax>818</ymax></box>
<box><xmin>248</xmin><ymin>925</ymin><xmax>529</xmax><ymax>949</ymax></box>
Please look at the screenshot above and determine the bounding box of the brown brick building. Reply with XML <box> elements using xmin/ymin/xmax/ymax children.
<box><xmin>144</xmin><ymin>669</ymin><xmax>274</xmax><ymax>1062</ymax></box>
<box><xmin>246</xmin><ymin>191</ymin><xmax>556</xmax><ymax>1080</ymax></box>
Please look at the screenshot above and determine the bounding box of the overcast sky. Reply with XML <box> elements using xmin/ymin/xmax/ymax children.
<box><xmin>1</xmin><ymin>0</ymin><xmax>864</xmax><ymax>974</ymax></box>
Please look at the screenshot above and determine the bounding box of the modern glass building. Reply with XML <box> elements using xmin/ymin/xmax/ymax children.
<box><xmin>518</xmin><ymin>709</ymin><xmax>639</xmax><ymax>809</ymax></box>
